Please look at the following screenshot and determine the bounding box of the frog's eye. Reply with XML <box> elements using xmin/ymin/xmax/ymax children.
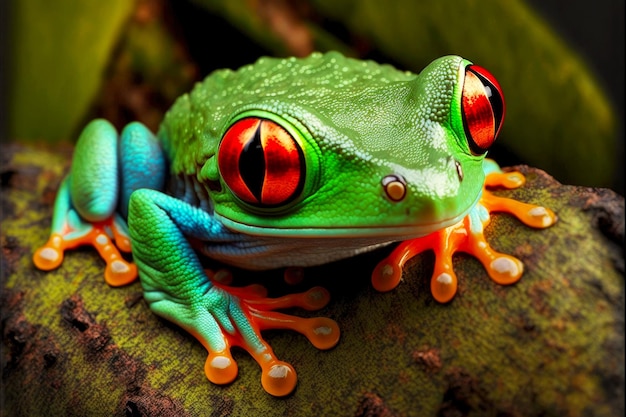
<box><xmin>461</xmin><ymin>65</ymin><xmax>505</xmax><ymax>155</ymax></box>
<box><xmin>218</xmin><ymin>117</ymin><xmax>305</xmax><ymax>207</ymax></box>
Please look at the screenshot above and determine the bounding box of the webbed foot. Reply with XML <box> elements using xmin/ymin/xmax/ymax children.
<box><xmin>152</xmin><ymin>269</ymin><xmax>340</xmax><ymax>397</ymax></box>
<box><xmin>33</xmin><ymin>180</ymin><xmax>137</xmax><ymax>286</ymax></box>
<box><xmin>372</xmin><ymin>166</ymin><xmax>556</xmax><ymax>302</ymax></box>
<box><xmin>33</xmin><ymin>119</ymin><xmax>164</xmax><ymax>286</ymax></box>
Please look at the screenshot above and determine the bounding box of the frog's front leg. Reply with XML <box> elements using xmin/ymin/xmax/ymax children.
<box><xmin>128</xmin><ymin>189</ymin><xmax>339</xmax><ymax>396</ymax></box>
<box><xmin>372</xmin><ymin>159</ymin><xmax>557</xmax><ymax>302</ymax></box>
<box><xmin>33</xmin><ymin>119</ymin><xmax>165</xmax><ymax>286</ymax></box>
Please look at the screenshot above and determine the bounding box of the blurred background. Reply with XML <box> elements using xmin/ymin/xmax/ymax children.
<box><xmin>1</xmin><ymin>0</ymin><xmax>623</xmax><ymax>194</ymax></box>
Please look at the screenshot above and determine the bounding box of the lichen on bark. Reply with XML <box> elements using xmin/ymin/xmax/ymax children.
<box><xmin>1</xmin><ymin>143</ymin><xmax>624</xmax><ymax>416</ymax></box>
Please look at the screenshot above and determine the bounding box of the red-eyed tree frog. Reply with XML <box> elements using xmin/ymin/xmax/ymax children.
<box><xmin>33</xmin><ymin>51</ymin><xmax>556</xmax><ymax>397</ymax></box>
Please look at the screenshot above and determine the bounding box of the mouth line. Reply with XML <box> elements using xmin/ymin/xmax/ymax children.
<box><xmin>214</xmin><ymin>208</ymin><xmax>470</xmax><ymax>239</ymax></box>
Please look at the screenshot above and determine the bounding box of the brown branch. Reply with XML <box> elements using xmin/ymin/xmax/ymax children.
<box><xmin>2</xmin><ymin>143</ymin><xmax>623</xmax><ymax>416</ymax></box>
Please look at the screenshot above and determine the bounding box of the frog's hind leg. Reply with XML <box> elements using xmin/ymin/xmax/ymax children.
<box><xmin>33</xmin><ymin>119</ymin><xmax>165</xmax><ymax>286</ymax></box>
<box><xmin>129</xmin><ymin>189</ymin><xmax>339</xmax><ymax>396</ymax></box>
<box><xmin>117</xmin><ymin>122</ymin><xmax>166</xmax><ymax>219</ymax></box>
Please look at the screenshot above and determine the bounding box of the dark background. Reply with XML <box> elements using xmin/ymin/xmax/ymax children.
<box><xmin>526</xmin><ymin>0</ymin><xmax>624</xmax><ymax>194</ymax></box>
<box><xmin>1</xmin><ymin>0</ymin><xmax>623</xmax><ymax>193</ymax></box>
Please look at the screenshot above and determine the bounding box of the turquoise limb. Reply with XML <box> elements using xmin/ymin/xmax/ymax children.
<box><xmin>33</xmin><ymin>119</ymin><xmax>165</xmax><ymax>286</ymax></box>
<box><xmin>34</xmin><ymin>120</ymin><xmax>137</xmax><ymax>285</ymax></box>
<box><xmin>482</xmin><ymin>157</ymin><xmax>502</xmax><ymax>176</ymax></box>
<box><xmin>69</xmin><ymin>119</ymin><xmax>119</xmax><ymax>222</ymax></box>
<box><xmin>34</xmin><ymin>118</ymin><xmax>339</xmax><ymax>395</ymax></box>
<box><xmin>118</xmin><ymin>121</ymin><xmax>166</xmax><ymax>219</ymax></box>
<box><xmin>49</xmin><ymin>178</ymin><xmax>90</xmax><ymax>237</ymax></box>
<box><xmin>33</xmin><ymin>171</ymin><xmax>138</xmax><ymax>285</ymax></box>
<box><xmin>128</xmin><ymin>189</ymin><xmax>339</xmax><ymax>396</ymax></box>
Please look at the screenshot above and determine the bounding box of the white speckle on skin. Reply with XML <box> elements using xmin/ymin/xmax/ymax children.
<box><xmin>436</xmin><ymin>273</ymin><xmax>453</xmax><ymax>285</ymax></box>
<box><xmin>211</xmin><ymin>356</ymin><xmax>232</xmax><ymax>369</ymax></box>
<box><xmin>529</xmin><ymin>206</ymin><xmax>553</xmax><ymax>227</ymax></box>
<box><xmin>490</xmin><ymin>257</ymin><xmax>519</xmax><ymax>275</ymax></box>
<box><xmin>507</xmin><ymin>174</ymin><xmax>524</xmax><ymax>186</ymax></box>
<box><xmin>268</xmin><ymin>365</ymin><xmax>290</xmax><ymax>379</ymax></box>
<box><xmin>381</xmin><ymin>264</ymin><xmax>394</xmax><ymax>278</ymax></box>
<box><xmin>314</xmin><ymin>326</ymin><xmax>333</xmax><ymax>336</ymax></box>
<box><xmin>529</xmin><ymin>206</ymin><xmax>548</xmax><ymax>217</ymax></box>
<box><xmin>111</xmin><ymin>260</ymin><xmax>130</xmax><ymax>273</ymax></box>
<box><xmin>39</xmin><ymin>248</ymin><xmax>59</xmax><ymax>262</ymax></box>
<box><xmin>95</xmin><ymin>234</ymin><xmax>109</xmax><ymax>246</ymax></box>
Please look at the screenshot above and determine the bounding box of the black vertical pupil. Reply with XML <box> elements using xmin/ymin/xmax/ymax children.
<box><xmin>469</xmin><ymin>68</ymin><xmax>504</xmax><ymax>134</ymax></box>
<box><xmin>239</xmin><ymin>123</ymin><xmax>265</xmax><ymax>202</ymax></box>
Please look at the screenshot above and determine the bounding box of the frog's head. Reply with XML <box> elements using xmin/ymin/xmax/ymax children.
<box><xmin>206</xmin><ymin>53</ymin><xmax>504</xmax><ymax>239</ymax></box>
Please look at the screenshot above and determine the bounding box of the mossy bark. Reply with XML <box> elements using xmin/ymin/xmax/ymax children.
<box><xmin>1</xmin><ymin>143</ymin><xmax>623</xmax><ymax>417</ymax></box>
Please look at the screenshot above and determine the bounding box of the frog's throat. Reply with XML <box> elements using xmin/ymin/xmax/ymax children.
<box><xmin>214</xmin><ymin>206</ymin><xmax>472</xmax><ymax>239</ymax></box>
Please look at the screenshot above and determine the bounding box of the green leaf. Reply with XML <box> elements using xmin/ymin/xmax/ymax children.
<box><xmin>8</xmin><ymin>0</ymin><xmax>134</xmax><ymax>143</ymax></box>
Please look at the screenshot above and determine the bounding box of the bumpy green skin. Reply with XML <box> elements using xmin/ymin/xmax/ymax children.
<box><xmin>159</xmin><ymin>51</ymin><xmax>484</xmax><ymax>234</ymax></box>
<box><xmin>30</xmin><ymin>51</ymin><xmax>504</xmax><ymax>398</ymax></box>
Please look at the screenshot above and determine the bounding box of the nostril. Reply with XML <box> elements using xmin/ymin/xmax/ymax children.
<box><xmin>455</xmin><ymin>160</ymin><xmax>463</xmax><ymax>182</ymax></box>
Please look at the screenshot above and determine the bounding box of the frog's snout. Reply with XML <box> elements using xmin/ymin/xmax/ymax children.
<box><xmin>378</xmin><ymin>155</ymin><xmax>472</xmax><ymax>228</ymax></box>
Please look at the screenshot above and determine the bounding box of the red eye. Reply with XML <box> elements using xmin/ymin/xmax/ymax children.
<box><xmin>218</xmin><ymin>117</ymin><xmax>305</xmax><ymax>207</ymax></box>
<box><xmin>461</xmin><ymin>65</ymin><xmax>505</xmax><ymax>155</ymax></box>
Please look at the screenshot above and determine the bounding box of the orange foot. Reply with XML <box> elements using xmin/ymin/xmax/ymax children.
<box><xmin>372</xmin><ymin>168</ymin><xmax>557</xmax><ymax>302</ymax></box>
<box><xmin>33</xmin><ymin>211</ymin><xmax>137</xmax><ymax>286</ymax></box>
<box><xmin>191</xmin><ymin>269</ymin><xmax>341</xmax><ymax>396</ymax></box>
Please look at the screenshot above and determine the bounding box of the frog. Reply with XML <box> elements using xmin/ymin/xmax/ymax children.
<box><xmin>33</xmin><ymin>51</ymin><xmax>556</xmax><ymax>397</ymax></box>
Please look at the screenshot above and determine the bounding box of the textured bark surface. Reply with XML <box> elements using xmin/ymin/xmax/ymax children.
<box><xmin>1</xmin><ymin>143</ymin><xmax>624</xmax><ymax>417</ymax></box>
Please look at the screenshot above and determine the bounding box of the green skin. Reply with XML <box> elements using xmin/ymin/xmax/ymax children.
<box><xmin>166</xmin><ymin>52</ymin><xmax>484</xmax><ymax>236</ymax></box>
<box><xmin>36</xmin><ymin>51</ymin><xmax>505</xmax><ymax>396</ymax></box>
<box><xmin>149</xmin><ymin>52</ymin><xmax>493</xmax><ymax>271</ymax></box>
